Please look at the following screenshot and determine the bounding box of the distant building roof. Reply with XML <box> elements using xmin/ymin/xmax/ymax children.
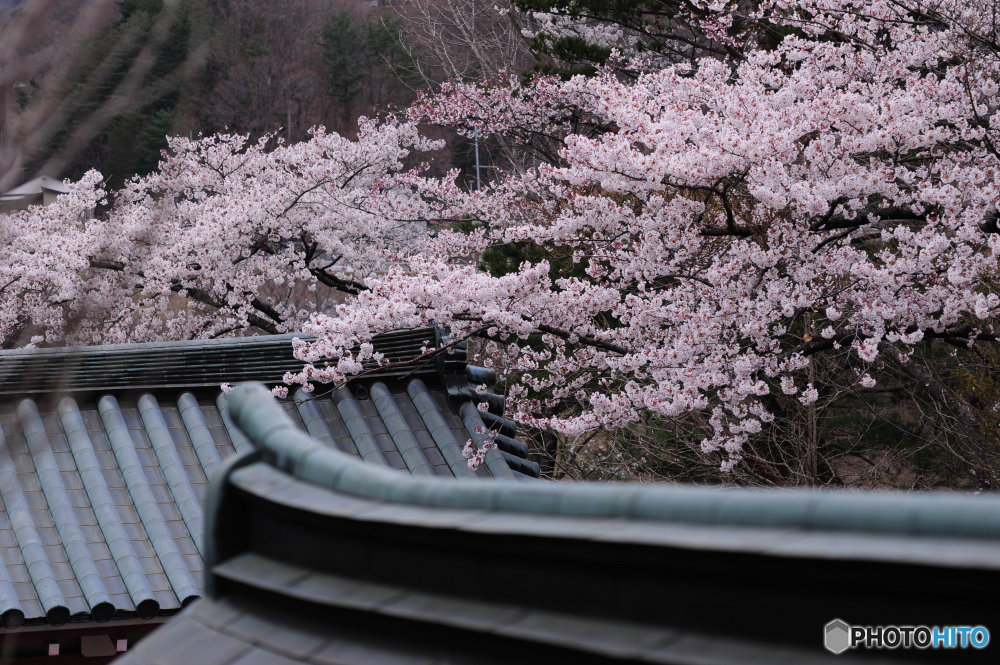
<box><xmin>110</xmin><ymin>382</ymin><xmax>1000</xmax><ymax>665</ymax></box>
<box><xmin>0</xmin><ymin>328</ymin><xmax>535</xmax><ymax>645</ymax></box>
<box><xmin>1</xmin><ymin>175</ymin><xmax>70</xmax><ymax>211</ymax></box>
<box><xmin>1</xmin><ymin>175</ymin><xmax>70</xmax><ymax>198</ymax></box>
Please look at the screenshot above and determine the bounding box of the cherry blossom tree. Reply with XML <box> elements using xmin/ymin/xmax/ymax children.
<box><xmin>4</xmin><ymin>0</ymin><xmax>1000</xmax><ymax>488</ymax></box>
<box><xmin>289</xmin><ymin>0</ymin><xmax>1000</xmax><ymax>488</ymax></box>
<box><xmin>0</xmin><ymin>119</ymin><xmax>449</xmax><ymax>346</ymax></box>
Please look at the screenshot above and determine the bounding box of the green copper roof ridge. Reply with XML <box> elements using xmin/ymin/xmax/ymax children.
<box><xmin>406</xmin><ymin>379</ymin><xmax>476</xmax><ymax>479</ymax></box>
<box><xmin>215</xmin><ymin>394</ymin><xmax>255</xmax><ymax>456</ymax></box>
<box><xmin>0</xmin><ymin>445</ymin><xmax>25</xmax><ymax>629</ymax></box>
<box><xmin>16</xmin><ymin>400</ymin><xmax>114</xmax><ymax>622</ymax></box>
<box><xmin>459</xmin><ymin>401</ymin><xmax>516</xmax><ymax>481</ymax></box>
<box><xmin>331</xmin><ymin>387</ymin><xmax>388</xmax><ymax>467</ymax></box>
<box><xmin>229</xmin><ymin>382</ymin><xmax>1000</xmax><ymax>540</ymax></box>
<box><xmin>293</xmin><ymin>389</ymin><xmax>340</xmax><ymax>450</ymax></box>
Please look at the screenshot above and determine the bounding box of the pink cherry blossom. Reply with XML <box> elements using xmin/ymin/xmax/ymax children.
<box><xmin>3</xmin><ymin>0</ymin><xmax>998</xmax><ymax>473</ymax></box>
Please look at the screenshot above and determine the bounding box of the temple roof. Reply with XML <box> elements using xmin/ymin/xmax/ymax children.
<box><xmin>111</xmin><ymin>382</ymin><xmax>1000</xmax><ymax>665</ymax></box>
<box><xmin>0</xmin><ymin>329</ymin><xmax>536</xmax><ymax>633</ymax></box>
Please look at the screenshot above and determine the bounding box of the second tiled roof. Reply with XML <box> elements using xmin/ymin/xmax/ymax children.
<box><xmin>0</xmin><ymin>328</ymin><xmax>537</xmax><ymax>631</ymax></box>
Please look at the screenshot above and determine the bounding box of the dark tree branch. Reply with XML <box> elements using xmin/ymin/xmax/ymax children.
<box><xmin>310</xmin><ymin>268</ymin><xmax>367</xmax><ymax>295</ymax></box>
<box><xmin>172</xmin><ymin>284</ymin><xmax>282</xmax><ymax>334</ymax></box>
<box><xmin>881</xmin><ymin>342</ymin><xmax>997</xmax><ymax>491</ymax></box>
<box><xmin>810</xmin><ymin>206</ymin><xmax>934</xmax><ymax>232</ymax></box>
<box><xmin>89</xmin><ymin>259</ymin><xmax>127</xmax><ymax>271</ymax></box>
<box><xmin>699</xmin><ymin>225</ymin><xmax>754</xmax><ymax>237</ymax></box>
<box><xmin>453</xmin><ymin>314</ymin><xmax>630</xmax><ymax>355</ymax></box>
<box><xmin>536</xmin><ymin>323</ymin><xmax>630</xmax><ymax>355</ymax></box>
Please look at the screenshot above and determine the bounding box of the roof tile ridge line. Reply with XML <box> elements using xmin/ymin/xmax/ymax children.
<box><xmin>96</xmin><ymin>395</ymin><xmax>200</xmax><ymax>606</ymax></box>
<box><xmin>330</xmin><ymin>387</ymin><xmax>388</xmax><ymax>466</ymax></box>
<box><xmin>0</xmin><ymin>439</ymin><xmax>24</xmax><ymax>629</ymax></box>
<box><xmin>0</xmin><ymin>334</ymin><xmax>309</xmax><ymax>358</ymax></box>
<box><xmin>406</xmin><ymin>379</ymin><xmax>476</xmax><ymax>479</ymax></box>
<box><xmin>458</xmin><ymin>402</ymin><xmax>516</xmax><ymax>481</ymax></box>
<box><xmin>0</xmin><ymin>429</ymin><xmax>69</xmax><ymax>625</ymax></box>
<box><xmin>369</xmin><ymin>383</ymin><xmax>434</xmax><ymax>477</ymax></box>
<box><xmin>230</xmin><ymin>383</ymin><xmax>492</xmax><ymax>505</ymax></box>
<box><xmin>215</xmin><ymin>394</ymin><xmax>255</xmax><ymax>456</ymax></box>
<box><xmin>56</xmin><ymin>398</ymin><xmax>160</xmax><ymax>620</ymax></box>
<box><xmin>136</xmin><ymin>395</ymin><xmax>205</xmax><ymax>559</ymax></box>
<box><xmin>498</xmin><ymin>451</ymin><xmax>541</xmax><ymax>478</ymax></box>
<box><xmin>292</xmin><ymin>389</ymin><xmax>343</xmax><ymax>452</ymax></box>
<box><xmin>176</xmin><ymin>393</ymin><xmax>223</xmax><ymax>480</ymax></box>
<box><xmin>228</xmin><ymin>382</ymin><xmax>1000</xmax><ymax>539</ymax></box>
<box><xmin>15</xmin><ymin>400</ymin><xmax>115</xmax><ymax>622</ymax></box>
<box><xmin>465</xmin><ymin>364</ymin><xmax>498</xmax><ymax>387</ymax></box>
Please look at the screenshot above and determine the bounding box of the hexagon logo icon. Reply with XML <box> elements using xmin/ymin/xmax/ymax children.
<box><xmin>825</xmin><ymin>619</ymin><xmax>851</xmax><ymax>654</ymax></box>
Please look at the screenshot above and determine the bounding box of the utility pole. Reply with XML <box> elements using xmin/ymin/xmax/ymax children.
<box><xmin>474</xmin><ymin>127</ymin><xmax>481</xmax><ymax>191</ymax></box>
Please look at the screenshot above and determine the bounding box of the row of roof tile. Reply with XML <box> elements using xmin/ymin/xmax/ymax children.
<box><xmin>0</xmin><ymin>329</ymin><xmax>536</xmax><ymax>633</ymax></box>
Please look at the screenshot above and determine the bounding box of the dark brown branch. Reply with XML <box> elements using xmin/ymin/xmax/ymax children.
<box><xmin>921</xmin><ymin>324</ymin><xmax>1000</xmax><ymax>347</ymax></box>
<box><xmin>89</xmin><ymin>259</ymin><xmax>127</xmax><ymax>271</ymax></box>
<box><xmin>453</xmin><ymin>314</ymin><xmax>630</xmax><ymax>355</ymax></box>
<box><xmin>979</xmin><ymin>211</ymin><xmax>1000</xmax><ymax>235</ymax></box>
<box><xmin>810</xmin><ymin>206</ymin><xmax>933</xmax><ymax>232</ymax></box>
<box><xmin>778</xmin><ymin>335</ymin><xmax>854</xmax><ymax>361</ymax></box>
<box><xmin>173</xmin><ymin>284</ymin><xmax>281</xmax><ymax>335</ymax></box>
<box><xmin>699</xmin><ymin>225</ymin><xmax>754</xmax><ymax>237</ymax></box>
<box><xmin>811</xmin><ymin>228</ymin><xmax>854</xmax><ymax>253</ymax></box>
<box><xmin>0</xmin><ymin>276</ymin><xmax>22</xmax><ymax>296</ymax></box>
<box><xmin>310</xmin><ymin>268</ymin><xmax>367</xmax><ymax>295</ymax></box>
<box><xmin>250</xmin><ymin>298</ymin><xmax>283</xmax><ymax>325</ymax></box>
<box><xmin>881</xmin><ymin>343</ymin><xmax>996</xmax><ymax>491</ymax></box>
<box><xmin>534</xmin><ymin>324</ymin><xmax>630</xmax><ymax>355</ymax></box>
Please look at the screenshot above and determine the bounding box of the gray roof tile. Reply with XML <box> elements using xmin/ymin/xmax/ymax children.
<box><xmin>0</xmin><ymin>328</ymin><xmax>531</xmax><ymax>633</ymax></box>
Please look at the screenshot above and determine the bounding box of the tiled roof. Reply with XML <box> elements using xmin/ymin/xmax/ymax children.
<box><xmin>0</xmin><ymin>328</ymin><xmax>440</xmax><ymax>395</ymax></box>
<box><xmin>0</xmin><ymin>329</ymin><xmax>536</xmax><ymax>633</ymax></box>
<box><xmin>112</xmin><ymin>382</ymin><xmax>1000</xmax><ymax>665</ymax></box>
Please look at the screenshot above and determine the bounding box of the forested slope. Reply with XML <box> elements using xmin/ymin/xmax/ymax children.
<box><xmin>0</xmin><ymin>0</ymin><xmax>439</xmax><ymax>192</ymax></box>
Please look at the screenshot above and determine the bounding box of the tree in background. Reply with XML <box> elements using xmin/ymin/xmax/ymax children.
<box><xmin>0</xmin><ymin>0</ymin><xmax>424</xmax><ymax>189</ymax></box>
<box><xmin>0</xmin><ymin>118</ymin><xmax>446</xmax><ymax>347</ymax></box>
<box><xmin>0</xmin><ymin>0</ymin><xmax>119</xmax><ymax>190</ymax></box>
<box><xmin>5</xmin><ymin>0</ymin><xmax>1000</xmax><ymax>491</ymax></box>
<box><xmin>512</xmin><ymin>0</ymin><xmax>736</xmax><ymax>76</ymax></box>
<box><xmin>292</xmin><ymin>0</ymin><xmax>1000</xmax><ymax>489</ymax></box>
<box><xmin>319</xmin><ymin>9</ymin><xmax>418</xmax><ymax>133</ymax></box>
<box><xmin>7</xmin><ymin>0</ymin><xmax>211</xmax><ymax>192</ymax></box>
<box><xmin>200</xmin><ymin>0</ymin><xmax>331</xmax><ymax>142</ymax></box>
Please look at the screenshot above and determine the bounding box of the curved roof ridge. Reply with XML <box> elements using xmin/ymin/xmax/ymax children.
<box><xmin>229</xmin><ymin>382</ymin><xmax>1000</xmax><ymax>541</ymax></box>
